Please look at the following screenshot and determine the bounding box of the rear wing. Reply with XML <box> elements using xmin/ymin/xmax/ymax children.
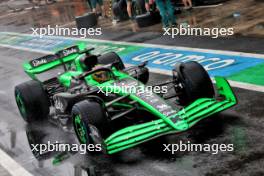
<box><xmin>23</xmin><ymin>43</ymin><xmax>87</xmax><ymax>79</ymax></box>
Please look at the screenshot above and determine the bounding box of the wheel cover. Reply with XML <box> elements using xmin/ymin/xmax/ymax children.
<box><xmin>15</xmin><ymin>92</ymin><xmax>27</xmax><ymax>120</ymax></box>
<box><xmin>74</xmin><ymin>115</ymin><xmax>88</xmax><ymax>144</ymax></box>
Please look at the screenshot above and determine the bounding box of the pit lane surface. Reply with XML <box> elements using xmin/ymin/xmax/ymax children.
<box><xmin>0</xmin><ymin>46</ymin><xmax>264</xmax><ymax>176</ymax></box>
<box><xmin>1</xmin><ymin>0</ymin><xmax>264</xmax><ymax>174</ymax></box>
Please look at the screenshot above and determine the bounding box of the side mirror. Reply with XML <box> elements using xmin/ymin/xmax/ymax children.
<box><xmin>138</xmin><ymin>61</ymin><xmax>148</xmax><ymax>68</ymax></box>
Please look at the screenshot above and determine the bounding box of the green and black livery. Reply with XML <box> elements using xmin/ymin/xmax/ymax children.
<box><xmin>14</xmin><ymin>43</ymin><xmax>237</xmax><ymax>154</ymax></box>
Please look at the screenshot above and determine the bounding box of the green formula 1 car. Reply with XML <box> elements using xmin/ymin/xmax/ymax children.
<box><xmin>14</xmin><ymin>43</ymin><xmax>237</xmax><ymax>154</ymax></box>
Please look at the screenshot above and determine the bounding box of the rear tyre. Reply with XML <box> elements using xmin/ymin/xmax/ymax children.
<box><xmin>14</xmin><ymin>80</ymin><xmax>50</xmax><ymax>122</ymax></box>
<box><xmin>174</xmin><ymin>61</ymin><xmax>214</xmax><ymax>105</ymax></box>
<box><xmin>98</xmin><ymin>52</ymin><xmax>125</xmax><ymax>70</ymax></box>
<box><xmin>136</xmin><ymin>13</ymin><xmax>153</xmax><ymax>27</ymax></box>
<box><xmin>136</xmin><ymin>11</ymin><xmax>161</xmax><ymax>27</ymax></box>
<box><xmin>75</xmin><ymin>12</ymin><xmax>97</xmax><ymax>29</ymax></box>
<box><xmin>72</xmin><ymin>100</ymin><xmax>110</xmax><ymax>153</ymax></box>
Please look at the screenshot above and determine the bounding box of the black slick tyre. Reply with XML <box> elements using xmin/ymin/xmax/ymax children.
<box><xmin>136</xmin><ymin>11</ymin><xmax>161</xmax><ymax>27</ymax></box>
<box><xmin>75</xmin><ymin>12</ymin><xmax>97</xmax><ymax>29</ymax></box>
<box><xmin>14</xmin><ymin>80</ymin><xmax>50</xmax><ymax>122</ymax></box>
<box><xmin>98</xmin><ymin>52</ymin><xmax>125</xmax><ymax>70</ymax></box>
<box><xmin>174</xmin><ymin>61</ymin><xmax>215</xmax><ymax>105</ymax></box>
<box><xmin>72</xmin><ymin>100</ymin><xmax>110</xmax><ymax>153</ymax></box>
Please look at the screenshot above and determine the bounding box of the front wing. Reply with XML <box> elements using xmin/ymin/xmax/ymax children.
<box><xmin>105</xmin><ymin>77</ymin><xmax>237</xmax><ymax>154</ymax></box>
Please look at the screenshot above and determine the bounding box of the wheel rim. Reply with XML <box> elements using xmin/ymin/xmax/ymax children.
<box><xmin>74</xmin><ymin>115</ymin><xmax>88</xmax><ymax>144</ymax></box>
<box><xmin>15</xmin><ymin>92</ymin><xmax>27</xmax><ymax>120</ymax></box>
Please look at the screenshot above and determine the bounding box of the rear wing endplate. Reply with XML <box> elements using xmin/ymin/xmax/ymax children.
<box><xmin>23</xmin><ymin>43</ymin><xmax>87</xmax><ymax>78</ymax></box>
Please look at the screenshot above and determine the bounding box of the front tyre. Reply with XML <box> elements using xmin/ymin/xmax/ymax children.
<box><xmin>98</xmin><ymin>52</ymin><xmax>125</xmax><ymax>70</ymax></box>
<box><xmin>14</xmin><ymin>80</ymin><xmax>50</xmax><ymax>122</ymax></box>
<box><xmin>72</xmin><ymin>100</ymin><xmax>110</xmax><ymax>153</ymax></box>
<box><xmin>173</xmin><ymin>61</ymin><xmax>215</xmax><ymax>105</ymax></box>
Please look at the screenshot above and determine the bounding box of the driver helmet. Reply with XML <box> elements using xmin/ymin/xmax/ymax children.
<box><xmin>92</xmin><ymin>68</ymin><xmax>111</xmax><ymax>83</ymax></box>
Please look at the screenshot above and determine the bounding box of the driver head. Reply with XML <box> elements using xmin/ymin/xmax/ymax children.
<box><xmin>92</xmin><ymin>70</ymin><xmax>111</xmax><ymax>83</ymax></box>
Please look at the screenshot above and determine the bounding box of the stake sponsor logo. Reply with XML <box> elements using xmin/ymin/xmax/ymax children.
<box><xmin>31</xmin><ymin>58</ymin><xmax>47</xmax><ymax>67</ymax></box>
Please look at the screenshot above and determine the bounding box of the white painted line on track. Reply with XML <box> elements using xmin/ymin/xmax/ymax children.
<box><xmin>192</xmin><ymin>4</ymin><xmax>223</xmax><ymax>9</ymax></box>
<box><xmin>0</xmin><ymin>13</ymin><xmax>16</xmax><ymax>19</ymax></box>
<box><xmin>59</xmin><ymin>21</ymin><xmax>76</xmax><ymax>28</ymax></box>
<box><xmin>0</xmin><ymin>11</ymin><xmax>27</xmax><ymax>20</ymax></box>
<box><xmin>0</xmin><ymin>90</ymin><xmax>6</xmax><ymax>95</ymax></box>
<box><xmin>0</xmin><ymin>44</ymin><xmax>52</xmax><ymax>55</ymax></box>
<box><xmin>0</xmin><ymin>33</ymin><xmax>264</xmax><ymax>92</ymax></box>
<box><xmin>0</xmin><ymin>149</ymin><xmax>33</xmax><ymax>176</ymax></box>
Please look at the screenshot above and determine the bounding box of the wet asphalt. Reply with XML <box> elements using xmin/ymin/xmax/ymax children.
<box><xmin>0</xmin><ymin>46</ymin><xmax>264</xmax><ymax>176</ymax></box>
<box><xmin>0</xmin><ymin>0</ymin><xmax>264</xmax><ymax>176</ymax></box>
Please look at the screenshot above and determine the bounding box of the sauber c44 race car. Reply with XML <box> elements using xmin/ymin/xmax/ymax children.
<box><xmin>14</xmin><ymin>43</ymin><xmax>237</xmax><ymax>154</ymax></box>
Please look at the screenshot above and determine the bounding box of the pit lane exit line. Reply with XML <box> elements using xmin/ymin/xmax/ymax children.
<box><xmin>0</xmin><ymin>32</ymin><xmax>264</xmax><ymax>92</ymax></box>
<box><xmin>0</xmin><ymin>149</ymin><xmax>33</xmax><ymax>176</ymax></box>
